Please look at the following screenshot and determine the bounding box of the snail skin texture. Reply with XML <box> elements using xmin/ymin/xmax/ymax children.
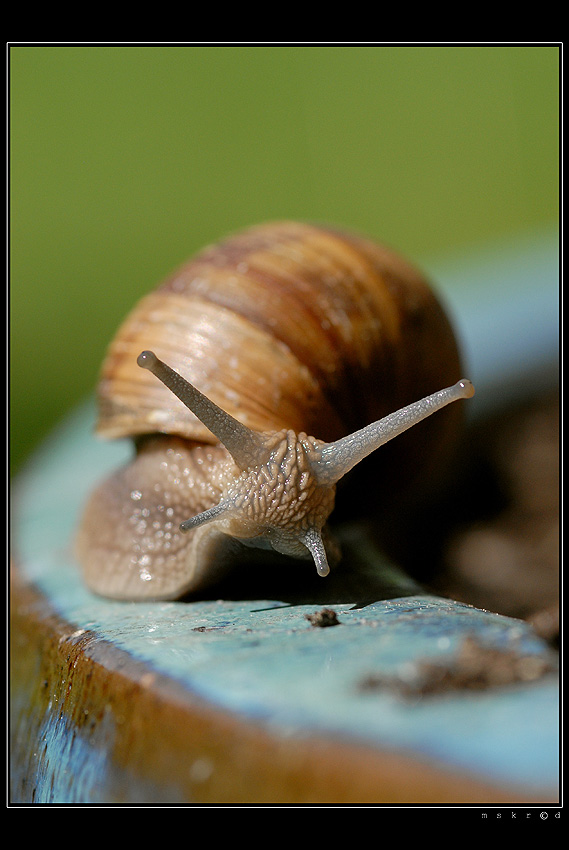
<box><xmin>75</xmin><ymin>221</ymin><xmax>474</xmax><ymax>600</ymax></box>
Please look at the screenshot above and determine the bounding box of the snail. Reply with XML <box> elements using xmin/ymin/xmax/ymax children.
<box><xmin>75</xmin><ymin>221</ymin><xmax>474</xmax><ymax>600</ymax></box>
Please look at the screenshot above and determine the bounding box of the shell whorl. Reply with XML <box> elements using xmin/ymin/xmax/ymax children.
<box><xmin>96</xmin><ymin>221</ymin><xmax>461</xmax><ymax>454</ymax></box>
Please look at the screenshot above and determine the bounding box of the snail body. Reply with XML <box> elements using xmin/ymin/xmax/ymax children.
<box><xmin>75</xmin><ymin>221</ymin><xmax>473</xmax><ymax>600</ymax></box>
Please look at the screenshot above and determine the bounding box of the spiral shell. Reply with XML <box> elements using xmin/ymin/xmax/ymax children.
<box><xmin>97</xmin><ymin>221</ymin><xmax>461</xmax><ymax>452</ymax></box>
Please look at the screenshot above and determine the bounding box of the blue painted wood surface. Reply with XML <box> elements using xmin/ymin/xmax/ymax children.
<box><xmin>11</xmin><ymin>228</ymin><xmax>559</xmax><ymax>803</ymax></box>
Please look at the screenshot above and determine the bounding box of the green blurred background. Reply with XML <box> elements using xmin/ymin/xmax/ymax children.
<box><xmin>10</xmin><ymin>45</ymin><xmax>559</xmax><ymax>474</ymax></box>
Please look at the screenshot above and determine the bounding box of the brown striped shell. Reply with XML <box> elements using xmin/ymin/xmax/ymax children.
<box><xmin>97</xmin><ymin>221</ymin><xmax>461</xmax><ymax>455</ymax></box>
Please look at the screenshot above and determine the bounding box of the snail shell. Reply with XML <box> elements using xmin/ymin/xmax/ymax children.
<box><xmin>75</xmin><ymin>221</ymin><xmax>472</xmax><ymax>600</ymax></box>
